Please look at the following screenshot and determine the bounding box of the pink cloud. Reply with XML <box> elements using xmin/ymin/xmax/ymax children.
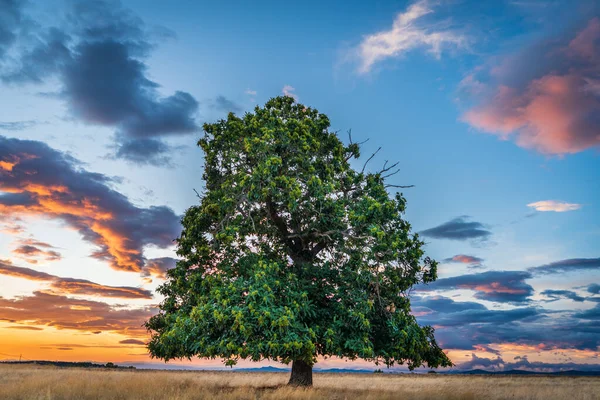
<box><xmin>462</xmin><ymin>18</ymin><xmax>600</xmax><ymax>155</ymax></box>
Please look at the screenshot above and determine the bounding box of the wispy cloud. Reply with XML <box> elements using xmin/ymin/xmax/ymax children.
<box><xmin>529</xmin><ymin>258</ymin><xmax>600</xmax><ymax>275</ymax></box>
<box><xmin>11</xmin><ymin>238</ymin><xmax>61</xmax><ymax>264</ymax></box>
<box><xmin>420</xmin><ymin>216</ymin><xmax>492</xmax><ymax>242</ymax></box>
<box><xmin>0</xmin><ymin>120</ymin><xmax>38</xmax><ymax>131</ymax></box>
<box><xmin>282</xmin><ymin>85</ymin><xmax>298</xmax><ymax>100</ymax></box>
<box><xmin>527</xmin><ymin>200</ymin><xmax>582</xmax><ymax>212</ymax></box>
<box><xmin>352</xmin><ymin>0</ymin><xmax>465</xmax><ymax>74</ymax></box>
<box><xmin>209</xmin><ymin>95</ymin><xmax>242</xmax><ymax>114</ymax></box>
<box><xmin>0</xmin><ymin>260</ymin><xmax>152</xmax><ymax>299</ymax></box>
<box><xmin>0</xmin><ymin>290</ymin><xmax>154</xmax><ymax>336</ymax></box>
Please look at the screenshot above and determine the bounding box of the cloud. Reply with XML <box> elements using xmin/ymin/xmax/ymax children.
<box><xmin>282</xmin><ymin>85</ymin><xmax>298</xmax><ymax>100</ymax></box>
<box><xmin>0</xmin><ymin>120</ymin><xmax>38</xmax><ymax>131</ymax></box>
<box><xmin>108</xmin><ymin>136</ymin><xmax>175</xmax><ymax>167</ymax></box>
<box><xmin>420</xmin><ymin>216</ymin><xmax>491</xmax><ymax>242</ymax></box>
<box><xmin>529</xmin><ymin>258</ymin><xmax>600</xmax><ymax>275</ymax></box>
<box><xmin>0</xmin><ymin>291</ymin><xmax>154</xmax><ymax>336</ymax></box>
<box><xmin>540</xmin><ymin>289</ymin><xmax>586</xmax><ymax>303</ymax></box>
<box><xmin>0</xmin><ymin>0</ymin><xmax>199</xmax><ymax>165</ymax></box>
<box><xmin>245</xmin><ymin>89</ymin><xmax>257</xmax><ymax>96</ymax></box>
<box><xmin>0</xmin><ymin>0</ymin><xmax>23</xmax><ymax>59</ymax></box>
<box><xmin>1</xmin><ymin>27</ymin><xmax>71</xmax><ymax>84</ymax></box>
<box><xmin>412</xmin><ymin>295</ymin><xmax>600</xmax><ymax>352</ymax></box>
<box><xmin>462</xmin><ymin>18</ymin><xmax>600</xmax><ymax>154</ymax></box>
<box><xmin>0</xmin><ymin>261</ymin><xmax>153</xmax><ymax>299</ymax></box>
<box><xmin>11</xmin><ymin>239</ymin><xmax>61</xmax><ymax>264</ymax></box>
<box><xmin>456</xmin><ymin>353</ymin><xmax>600</xmax><ymax>373</ymax></box>
<box><xmin>0</xmin><ymin>136</ymin><xmax>181</xmax><ymax>273</ymax></box>
<box><xmin>4</xmin><ymin>326</ymin><xmax>44</xmax><ymax>330</ymax></box>
<box><xmin>119</xmin><ymin>339</ymin><xmax>146</xmax><ymax>345</ymax></box>
<box><xmin>352</xmin><ymin>0</ymin><xmax>465</xmax><ymax>74</ymax></box>
<box><xmin>417</xmin><ymin>270</ymin><xmax>534</xmax><ymax>304</ymax></box>
<box><xmin>527</xmin><ymin>200</ymin><xmax>582</xmax><ymax>212</ymax></box>
<box><xmin>587</xmin><ymin>284</ymin><xmax>600</xmax><ymax>294</ymax></box>
<box><xmin>141</xmin><ymin>257</ymin><xmax>177</xmax><ymax>280</ymax></box>
<box><xmin>209</xmin><ymin>95</ymin><xmax>242</xmax><ymax>114</ymax></box>
<box><xmin>443</xmin><ymin>254</ymin><xmax>484</xmax><ymax>269</ymax></box>
<box><xmin>573</xmin><ymin>304</ymin><xmax>600</xmax><ymax>321</ymax></box>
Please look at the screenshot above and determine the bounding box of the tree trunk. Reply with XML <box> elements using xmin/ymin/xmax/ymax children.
<box><xmin>288</xmin><ymin>359</ymin><xmax>313</xmax><ymax>386</ymax></box>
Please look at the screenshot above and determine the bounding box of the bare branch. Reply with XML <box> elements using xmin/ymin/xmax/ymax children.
<box><xmin>361</xmin><ymin>147</ymin><xmax>381</xmax><ymax>174</ymax></box>
<box><xmin>382</xmin><ymin>169</ymin><xmax>401</xmax><ymax>179</ymax></box>
<box><xmin>379</xmin><ymin>161</ymin><xmax>399</xmax><ymax>175</ymax></box>
<box><xmin>385</xmin><ymin>184</ymin><xmax>415</xmax><ymax>189</ymax></box>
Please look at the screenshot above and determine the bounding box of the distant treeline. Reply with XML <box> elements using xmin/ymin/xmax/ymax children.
<box><xmin>0</xmin><ymin>360</ymin><xmax>135</xmax><ymax>369</ymax></box>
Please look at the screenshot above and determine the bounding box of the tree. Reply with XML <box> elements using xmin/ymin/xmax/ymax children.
<box><xmin>145</xmin><ymin>96</ymin><xmax>452</xmax><ymax>386</ymax></box>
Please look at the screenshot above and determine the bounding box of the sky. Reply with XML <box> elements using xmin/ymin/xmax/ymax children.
<box><xmin>0</xmin><ymin>0</ymin><xmax>599</xmax><ymax>372</ymax></box>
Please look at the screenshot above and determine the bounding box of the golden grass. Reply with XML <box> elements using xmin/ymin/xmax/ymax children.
<box><xmin>0</xmin><ymin>364</ymin><xmax>599</xmax><ymax>400</ymax></box>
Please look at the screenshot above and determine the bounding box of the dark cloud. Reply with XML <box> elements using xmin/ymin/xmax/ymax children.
<box><xmin>412</xmin><ymin>295</ymin><xmax>600</xmax><ymax>352</ymax></box>
<box><xmin>63</xmin><ymin>40</ymin><xmax>198</xmax><ymax>137</ymax></box>
<box><xmin>0</xmin><ymin>261</ymin><xmax>153</xmax><ymax>299</ymax></box>
<box><xmin>0</xmin><ymin>0</ymin><xmax>23</xmax><ymax>58</ymax></box>
<box><xmin>416</xmin><ymin>270</ymin><xmax>534</xmax><ymax>304</ymax></box>
<box><xmin>456</xmin><ymin>353</ymin><xmax>600</xmax><ymax>373</ymax></box>
<box><xmin>0</xmin><ymin>291</ymin><xmax>155</xmax><ymax>336</ymax></box>
<box><xmin>420</xmin><ymin>216</ymin><xmax>491</xmax><ymax>241</ymax></box>
<box><xmin>12</xmin><ymin>239</ymin><xmax>62</xmax><ymax>264</ymax></box>
<box><xmin>573</xmin><ymin>304</ymin><xmax>600</xmax><ymax>320</ymax></box>
<box><xmin>413</xmin><ymin>296</ymin><xmax>539</xmax><ymax>327</ymax></box>
<box><xmin>443</xmin><ymin>254</ymin><xmax>484</xmax><ymax>269</ymax></box>
<box><xmin>540</xmin><ymin>289</ymin><xmax>586</xmax><ymax>303</ymax></box>
<box><xmin>462</xmin><ymin>17</ymin><xmax>600</xmax><ymax>155</ymax></box>
<box><xmin>119</xmin><ymin>338</ymin><xmax>146</xmax><ymax>345</ymax></box>
<box><xmin>411</xmin><ymin>295</ymin><xmax>487</xmax><ymax>316</ymax></box>
<box><xmin>110</xmin><ymin>136</ymin><xmax>174</xmax><ymax>167</ymax></box>
<box><xmin>4</xmin><ymin>325</ymin><xmax>43</xmax><ymax>330</ymax></box>
<box><xmin>529</xmin><ymin>258</ymin><xmax>600</xmax><ymax>275</ymax></box>
<box><xmin>0</xmin><ymin>136</ymin><xmax>181</xmax><ymax>273</ymax></box>
<box><xmin>0</xmin><ymin>0</ymin><xmax>199</xmax><ymax>165</ymax></box>
<box><xmin>141</xmin><ymin>257</ymin><xmax>177</xmax><ymax>281</ymax></box>
<box><xmin>588</xmin><ymin>284</ymin><xmax>600</xmax><ymax>294</ymax></box>
<box><xmin>210</xmin><ymin>96</ymin><xmax>243</xmax><ymax>114</ymax></box>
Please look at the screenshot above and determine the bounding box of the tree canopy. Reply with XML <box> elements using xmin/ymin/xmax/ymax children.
<box><xmin>145</xmin><ymin>96</ymin><xmax>452</xmax><ymax>385</ymax></box>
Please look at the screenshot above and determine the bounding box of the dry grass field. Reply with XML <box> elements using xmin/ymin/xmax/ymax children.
<box><xmin>1</xmin><ymin>364</ymin><xmax>599</xmax><ymax>400</ymax></box>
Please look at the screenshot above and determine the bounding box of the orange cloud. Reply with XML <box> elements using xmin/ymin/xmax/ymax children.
<box><xmin>0</xmin><ymin>136</ymin><xmax>180</xmax><ymax>274</ymax></box>
<box><xmin>0</xmin><ymin>261</ymin><xmax>153</xmax><ymax>299</ymax></box>
<box><xmin>0</xmin><ymin>291</ymin><xmax>155</xmax><ymax>337</ymax></box>
<box><xmin>462</xmin><ymin>18</ymin><xmax>600</xmax><ymax>154</ymax></box>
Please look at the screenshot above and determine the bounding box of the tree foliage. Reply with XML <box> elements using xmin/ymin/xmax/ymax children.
<box><xmin>145</xmin><ymin>96</ymin><xmax>452</xmax><ymax>374</ymax></box>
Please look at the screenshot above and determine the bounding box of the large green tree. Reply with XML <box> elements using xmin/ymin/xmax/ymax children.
<box><xmin>145</xmin><ymin>96</ymin><xmax>452</xmax><ymax>386</ymax></box>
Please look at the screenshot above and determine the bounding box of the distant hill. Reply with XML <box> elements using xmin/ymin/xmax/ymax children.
<box><xmin>0</xmin><ymin>360</ymin><xmax>134</xmax><ymax>369</ymax></box>
<box><xmin>2</xmin><ymin>361</ymin><xmax>599</xmax><ymax>376</ymax></box>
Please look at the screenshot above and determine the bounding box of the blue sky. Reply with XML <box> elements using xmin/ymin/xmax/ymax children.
<box><xmin>0</xmin><ymin>0</ymin><xmax>599</xmax><ymax>371</ymax></box>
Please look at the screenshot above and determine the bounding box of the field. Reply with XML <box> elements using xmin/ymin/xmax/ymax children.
<box><xmin>1</xmin><ymin>364</ymin><xmax>599</xmax><ymax>400</ymax></box>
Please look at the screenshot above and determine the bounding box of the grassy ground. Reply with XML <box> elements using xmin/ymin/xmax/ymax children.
<box><xmin>1</xmin><ymin>364</ymin><xmax>599</xmax><ymax>400</ymax></box>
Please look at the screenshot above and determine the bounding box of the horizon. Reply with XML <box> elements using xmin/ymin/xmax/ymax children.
<box><xmin>1</xmin><ymin>0</ymin><xmax>599</xmax><ymax>374</ymax></box>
